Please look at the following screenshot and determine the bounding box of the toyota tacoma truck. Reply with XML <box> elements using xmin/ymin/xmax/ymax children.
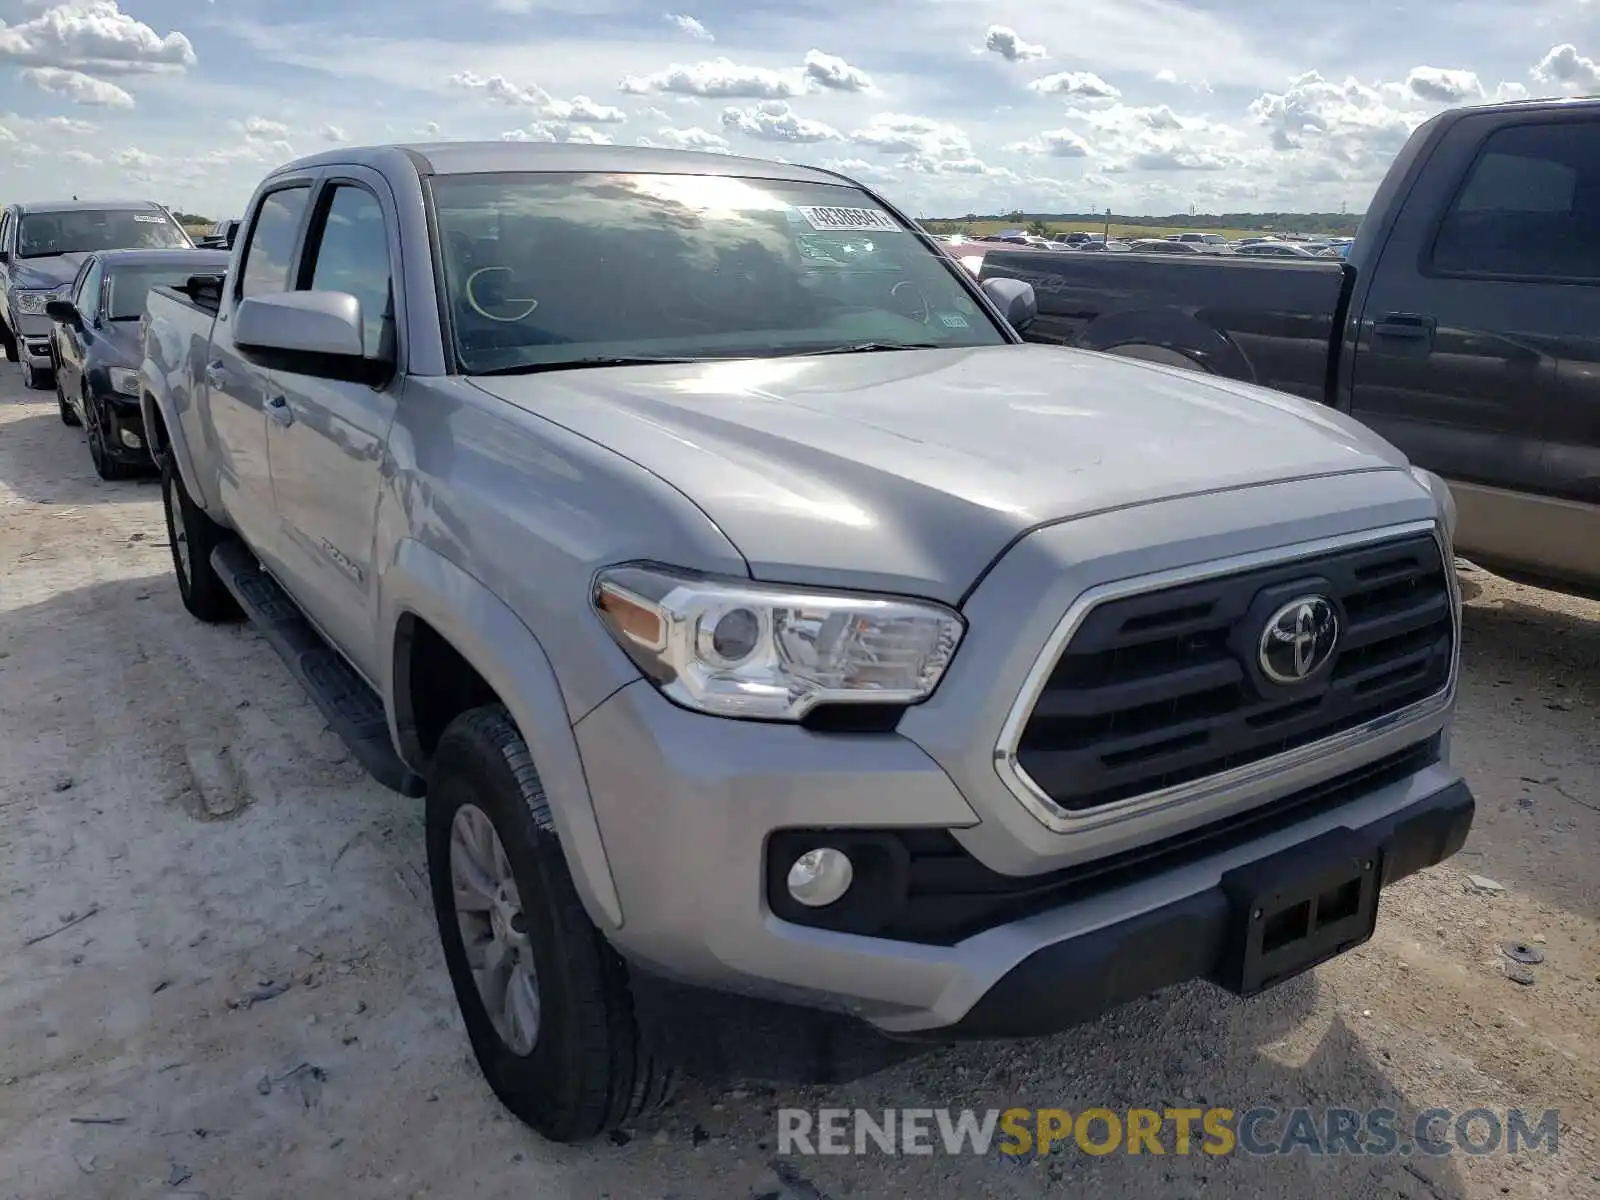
<box><xmin>973</xmin><ymin>97</ymin><xmax>1600</xmax><ymax>599</ymax></box>
<box><xmin>141</xmin><ymin>142</ymin><xmax>1473</xmax><ymax>1144</ymax></box>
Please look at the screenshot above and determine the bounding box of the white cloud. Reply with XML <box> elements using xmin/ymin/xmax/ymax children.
<box><xmin>1247</xmin><ymin>70</ymin><xmax>1421</xmax><ymax>168</ymax></box>
<box><xmin>1494</xmin><ymin>80</ymin><xmax>1530</xmax><ymax>102</ymax></box>
<box><xmin>1533</xmin><ymin>43</ymin><xmax>1600</xmax><ymax>92</ymax></box>
<box><xmin>503</xmin><ymin>121</ymin><xmax>614</xmax><ymax>144</ymax></box>
<box><xmin>320</xmin><ymin>123</ymin><xmax>347</xmax><ymax>142</ymax></box>
<box><xmin>60</xmin><ymin>148</ymin><xmax>97</xmax><ymax>164</ymax></box>
<box><xmin>721</xmin><ymin>100</ymin><xmax>841</xmax><ymax>143</ymax></box>
<box><xmin>0</xmin><ymin>0</ymin><xmax>195</xmax><ymax>75</ymax></box>
<box><xmin>450</xmin><ymin>71</ymin><xmax>627</xmax><ymax>122</ymax></box>
<box><xmin>802</xmin><ymin>49</ymin><xmax>873</xmax><ymax>93</ymax></box>
<box><xmin>1153</xmin><ymin>67</ymin><xmax>1213</xmax><ymax>94</ymax></box>
<box><xmin>849</xmin><ymin>112</ymin><xmax>976</xmax><ymax>172</ymax></box>
<box><xmin>1125</xmin><ymin>147</ymin><xmax>1235</xmax><ymax>171</ymax></box>
<box><xmin>665</xmin><ymin>13</ymin><xmax>713</xmax><ymax>42</ymax></box>
<box><xmin>21</xmin><ymin>65</ymin><xmax>132</xmax><ymax>106</ymax></box>
<box><xmin>637</xmin><ymin>124</ymin><xmax>730</xmax><ymax>152</ymax></box>
<box><xmin>238</xmin><ymin>116</ymin><xmax>290</xmax><ymax>140</ymax></box>
<box><xmin>983</xmin><ymin>25</ymin><xmax>1046</xmax><ymax>62</ymax></box>
<box><xmin>1405</xmin><ymin>66</ymin><xmax>1483</xmax><ymax>104</ymax></box>
<box><xmin>620</xmin><ymin>56</ymin><xmax>801</xmax><ymax>98</ymax></box>
<box><xmin>2</xmin><ymin>110</ymin><xmax>97</xmax><ymax>135</ymax></box>
<box><xmin>1005</xmin><ymin>128</ymin><xmax>1091</xmax><ymax>157</ymax></box>
<box><xmin>1028</xmin><ymin>70</ymin><xmax>1121</xmax><ymax>100</ymax></box>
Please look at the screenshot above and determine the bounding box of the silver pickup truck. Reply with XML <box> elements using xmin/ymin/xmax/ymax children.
<box><xmin>141</xmin><ymin>142</ymin><xmax>1474</xmax><ymax>1144</ymax></box>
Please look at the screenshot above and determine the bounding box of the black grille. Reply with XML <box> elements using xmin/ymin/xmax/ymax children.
<box><xmin>1015</xmin><ymin>532</ymin><xmax>1454</xmax><ymax>813</ymax></box>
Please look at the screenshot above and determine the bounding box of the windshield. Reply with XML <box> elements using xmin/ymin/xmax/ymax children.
<box><xmin>18</xmin><ymin>209</ymin><xmax>190</xmax><ymax>259</ymax></box>
<box><xmin>430</xmin><ymin>172</ymin><xmax>1005</xmax><ymax>374</ymax></box>
<box><xmin>105</xmin><ymin>265</ymin><xmax>210</xmax><ymax>320</ymax></box>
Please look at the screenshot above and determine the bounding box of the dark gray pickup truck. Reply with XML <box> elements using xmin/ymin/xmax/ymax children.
<box><xmin>974</xmin><ymin>97</ymin><xmax>1600</xmax><ymax>599</ymax></box>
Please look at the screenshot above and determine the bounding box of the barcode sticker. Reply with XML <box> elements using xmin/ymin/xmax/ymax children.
<box><xmin>795</xmin><ymin>205</ymin><xmax>900</xmax><ymax>232</ymax></box>
<box><xmin>134</xmin><ymin>214</ymin><xmax>166</xmax><ymax>223</ymax></box>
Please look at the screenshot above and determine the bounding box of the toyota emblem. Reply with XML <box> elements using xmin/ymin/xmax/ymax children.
<box><xmin>1258</xmin><ymin>596</ymin><xmax>1340</xmax><ymax>684</ymax></box>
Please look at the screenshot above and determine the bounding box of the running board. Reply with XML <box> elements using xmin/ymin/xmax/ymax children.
<box><xmin>211</xmin><ymin>540</ymin><xmax>426</xmax><ymax>797</ymax></box>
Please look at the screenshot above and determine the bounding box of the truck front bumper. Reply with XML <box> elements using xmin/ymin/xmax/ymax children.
<box><xmin>7</xmin><ymin>311</ymin><xmax>55</xmax><ymax>369</ymax></box>
<box><xmin>575</xmin><ymin>679</ymin><xmax>1472</xmax><ymax>1038</ymax></box>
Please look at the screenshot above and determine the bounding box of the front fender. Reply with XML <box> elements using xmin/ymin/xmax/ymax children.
<box><xmin>380</xmin><ymin>537</ymin><xmax>625</xmax><ymax>931</ymax></box>
<box><xmin>140</xmin><ymin>354</ymin><xmax>219</xmax><ymax>514</ymax></box>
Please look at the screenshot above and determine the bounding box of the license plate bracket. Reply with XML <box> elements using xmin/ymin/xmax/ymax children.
<box><xmin>1216</xmin><ymin>828</ymin><xmax>1383</xmax><ymax>997</ymax></box>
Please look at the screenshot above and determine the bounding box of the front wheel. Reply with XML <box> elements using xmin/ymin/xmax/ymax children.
<box><xmin>86</xmin><ymin>393</ymin><xmax>137</xmax><ymax>481</ymax></box>
<box><xmin>160</xmin><ymin>456</ymin><xmax>240</xmax><ymax>622</ymax></box>
<box><xmin>426</xmin><ymin>705</ymin><xmax>674</xmax><ymax>1143</ymax></box>
<box><xmin>21</xmin><ymin>359</ymin><xmax>49</xmax><ymax>390</ymax></box>
<box><xmin>56</xmin><ymin>371</ymin><xmax>79</xmax><ymax>426</ymax></box>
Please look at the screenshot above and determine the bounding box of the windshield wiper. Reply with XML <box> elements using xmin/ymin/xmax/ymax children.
<box><xmin>473</xmin><ymin>355</ymin><xmax>711</xmax><ymax>377</ymax></box>
<box><xmin>800</xmin><ymin>342</ymin><xmax>945</xmax><ymax>356</ymax></box>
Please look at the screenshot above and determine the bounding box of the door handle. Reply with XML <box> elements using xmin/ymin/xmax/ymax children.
<box><xmin>265</xmin><ymin>393</ymin><xmax>294</xmax><ymax>426</ymax></box>
<box><xmin>203</xmin><ymin>361</ymin><xmax>228</xmax><ymax>389</ymax></box>
<box><xmin>1372</xmin><ymin>313</ymin><xmax>1436</xmax><ymax>340</ymax></box>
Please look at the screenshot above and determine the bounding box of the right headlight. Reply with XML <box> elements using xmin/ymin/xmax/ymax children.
<box><xmin>592</xmin><ymin>564</ymin><xmax>965</xmax><ymax>721</ymax></box>
<box><xmin>108</xmin><ymin>367</ymin><xmax>140</xmax><ymax>396</ymax></box>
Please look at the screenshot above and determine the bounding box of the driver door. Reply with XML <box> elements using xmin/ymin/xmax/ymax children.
<box><xmin>263</xmin><ymin>170</ymin><xmax>402</xmax><ymax>682</ymax></box>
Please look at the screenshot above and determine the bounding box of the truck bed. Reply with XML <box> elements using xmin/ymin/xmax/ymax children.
<box><xmin>973</xmin><ymin>248</ymin><xmax>1353</xmax><ymax>405</ymax></box>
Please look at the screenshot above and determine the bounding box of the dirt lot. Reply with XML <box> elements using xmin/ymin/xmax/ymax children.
<box><xmin>1</xmin><ymin>374</ymin><xmax>1596</xmax><ymax>1200</ymax></box>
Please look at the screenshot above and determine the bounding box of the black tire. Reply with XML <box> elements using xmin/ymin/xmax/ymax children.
<box><xmin>0</xmin><ymin>322</ymin><xmax>16</xmax><ymax>364</ymax></box>
<box><xmin>57</xmin><ymin>375</ymin><xmax>80</xmax><ymax>426</ymax></box>
<box><xmin>426</xmin><ymin>705</ymin><xmax>674</xmax><ymax>1143</ymax></box>
<box><xmin>20</xmin><ymin>359</ymin><xmax>50</xmax><ymax>390</ymax></box>
<box><xmin>160</xmin><ymin>455</ymin><xmax>241</xmax><ymax>622</ymax></box>
<box><xmin>86</xmin><ymin>393</ymin><xmax>136</xmax><ymax>481</ymax></box>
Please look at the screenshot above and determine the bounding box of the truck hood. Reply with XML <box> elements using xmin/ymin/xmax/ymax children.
<box><xmin>472</xmin><ymin>343</ymin><xmax>1410</xmax><ymax>602</ymax></box>
<box><xmin>8</xmin><ymin>252</ymin><xmax>88</xmax><ymax>291</ymax></box>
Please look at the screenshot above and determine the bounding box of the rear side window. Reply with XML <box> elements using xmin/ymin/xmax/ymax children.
<box><xmin>302</xmin><ymin>185</ymin><xmax>392</xmax><ymax>358</ymax></box>
<box><xmin>239</xmin><ymin>186</ymin><xmax>312</xmax><ymax>299</ymax></box>
<box><xmin>1431</xmin><ymin>121</ymin><xmax>1600</xmax><ymax>281</ymax></box>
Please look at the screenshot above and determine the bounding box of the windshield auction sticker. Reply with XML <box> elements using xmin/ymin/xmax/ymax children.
<box><xmin>796</xmin><ymin>206</ymin><xmax>901</xmax><ymax>233</ymax></box>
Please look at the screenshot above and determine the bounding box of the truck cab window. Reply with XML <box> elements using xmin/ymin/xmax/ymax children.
<box><xmin>304</xmin><ymin>186</ymin><xmax>392</xmax><ymax>358</ymax></box>
<box><xmin>1432</xmin><ymin>122</ymin><xmax>1600</xmax><ymax>281</ymax></box>
<box><xmin>239</xmin><ymin>186</ymin><xmax>312</xmax><ymax>299</ymax></box>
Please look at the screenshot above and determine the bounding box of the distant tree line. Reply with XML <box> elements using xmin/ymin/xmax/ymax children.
<box><xmin>922</xmin><ymin>211</ymin><xmax>1363</xmax><ymax>237</ymax></box>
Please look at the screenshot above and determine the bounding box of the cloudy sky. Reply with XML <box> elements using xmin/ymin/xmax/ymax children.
<box><xmin>0</xmin><ymin>0</ymin><xmax>1596</xmax><ymax>219</ymax></box>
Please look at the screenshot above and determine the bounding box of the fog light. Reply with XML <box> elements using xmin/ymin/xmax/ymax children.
<box><xmin>119</xmin><ymin>429</ymin><xmax>143</xmax><ymax>449</ymax></box>
<box><xmin>786</xmin><ymin>848</ymin><xmax>853</xmax><ymax>908</ymax></box>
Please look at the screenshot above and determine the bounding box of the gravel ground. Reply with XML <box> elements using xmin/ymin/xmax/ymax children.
<box><xmin>0</xmin><ymin>374</ymin><xmax>1596</xmax><ymax>1200</ymax></box>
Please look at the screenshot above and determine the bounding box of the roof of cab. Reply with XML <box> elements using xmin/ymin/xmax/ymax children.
<box><xmin>272</xmin><ymin>141</ymin><xmax>855</xmax><ymax>186</ymax></box>
<box><xmin>9</xmin><ymin>199</ymin><xmax>172</xmax><ymax>215</ymax></box>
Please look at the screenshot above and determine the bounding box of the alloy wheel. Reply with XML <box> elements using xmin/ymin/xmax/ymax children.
<box><xmin>449</xmin><ymin>802</ymin><xmax>541</xmax><ymax>1056</ymax></box>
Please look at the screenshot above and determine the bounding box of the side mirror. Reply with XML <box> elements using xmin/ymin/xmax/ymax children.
<box><xmin>45</xmin><ymin>299</ymin><xmax>79</xmax><ymax>325</ymax></box>
<box><xmin>982</xmin><ymin>276</ymin><xmax>1038</xmax><ymax>332</ymax></box>
<box><xmin>235</xmin><ymin>290</ymin><xmax>390</xmax><ymax>384</ymax></box>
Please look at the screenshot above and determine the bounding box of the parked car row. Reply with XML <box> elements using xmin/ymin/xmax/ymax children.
<box><xmin>0</xmin><ymin>194</ymin><xmax>232</xmax><ymax>480</ymax></box>
<box><xmin>0</xmin><ymin>200</ymin><xmax>194</xmax><ymax>390</ymax></box>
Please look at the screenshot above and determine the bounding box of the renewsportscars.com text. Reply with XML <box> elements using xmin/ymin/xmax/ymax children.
<box><xmin>777</xmin><ymin>1106</ymin><xmax>1561</xmax><ymax>1158</ymax></box>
